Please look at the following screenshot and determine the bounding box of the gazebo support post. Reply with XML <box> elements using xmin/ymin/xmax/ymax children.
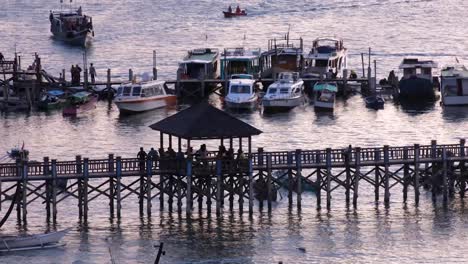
<box><xmin>169</xmin><ymin>135</ymin><xmax>172</xmax><ymax>149</ymax></box>
<box><xmin>160</xmin><ymin>132</ymin><xmax>164</xmax><ymax>149</ymax></box>
<box><xmin>178</xmin><ymin>137</ymin><xmax>182</xmax><ymax>153</ymax></box>
<box><xmin>239</xmin><ymin>138</ymin><xmax>242</xmax><ymax>151</ymax></box>
<box><xmin>230</xmin><ymin>138</ymin><xmax>233</xmax><ymax>150</ymax></box>
<box><xmin>186</xmin><ymin>159</ymin><xmax>193</xmax><ymax>216</ymax></box>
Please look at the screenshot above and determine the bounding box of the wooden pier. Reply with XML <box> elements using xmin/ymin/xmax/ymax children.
<box><xmin>1</xmin><ymin>139</ymin><xmax>467</xmax><ymax>224</ymax></box>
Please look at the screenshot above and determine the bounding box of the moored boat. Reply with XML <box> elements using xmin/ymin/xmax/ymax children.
<box><xmin>262</xmin><ymin>72</ymin><xmax>304</xmax><ymax>111</ymax></box>
<box><xmin>37</xmin><ymin>90</ymin><xmax>66</xmax><ymax>110</ymax></box>
<box><xmin>223</xmin><ymin>10</ymin><xmax>247</xmax><ymax>18</ymax></box>
<box><xmin>304</xmin><ymin>37</ymin><xmax>348</xmax><ymax>79</ymax></box>
<box><xmin>224</xmin><ymin>74</ymin><xmax>258</xmax><ymax>110</ymax></box>
<box><xmin>114</xmin><ymin>80</ymin><xmax>177</xmax><ymax>113</ymax></box>
<box><xmin>220</xmin><ymin>47</ymin><xmax>261</xmax><ymax>79</ymax></box>
<box><xmin>49</xmin><ymin>6</ymin><xmax>94</xmax><ymax>47</ymax></box>
<box><xmin>365</xmin><ymin>95</ymin><xmax>385</xmax><ymax>109</ymax></box>
<box><xmin>440</xmin><ymin>65</ymin><xmax>468</xmax><ymax>106</ymax></box>
<box><xmin>0</xmin><ymin>228</ymin><xmax>70</xmax><ymax>252</ymax></box>
<box><xmin>62</xmin><ymin>91</ymin><xmax>97</xmax><ymax>116</ymax></box>
<box><xmin>260</xmin><ymin>36</ymin><xmax>304</xmax><ymax>78</ymax></box>
<box><xmin>313</xmin><ymin>82</ymin><xmax>337</xmax><ymax>111</ymax></box>
<box><xmin>398</xmin><ymin>58</ymin><xmax>438</xmax><ymax>101</ymax></box>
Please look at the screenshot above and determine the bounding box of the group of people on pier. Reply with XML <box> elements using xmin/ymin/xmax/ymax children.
<box><xmin>137</xmin><ymin>144</ymin><xmax>248</xmax><ymax>171</ymax></box>
<box><xmin>69</xmin><ymin>63</ymin><xmax>97</xmax><ymax>85</ymax></box>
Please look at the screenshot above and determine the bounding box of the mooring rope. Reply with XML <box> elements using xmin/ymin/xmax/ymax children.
<box><xmin>0</xmin><ymin>182</ymin><xmax>21</xmax><ymax>228</ymax></box>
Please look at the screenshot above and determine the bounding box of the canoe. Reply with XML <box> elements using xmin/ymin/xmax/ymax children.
<box><xmin>223</xmin><ymin>10</ymin><xmax>247</xmax><ymax>18</ymax></box>
<box><xmin>0</xmin><ymin>228</ymin><xmax>70</xmax><ymax>252</ymax></box>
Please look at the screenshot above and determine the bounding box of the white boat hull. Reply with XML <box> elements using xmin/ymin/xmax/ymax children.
<box><xmin>442</xmin><ymin>95</ymin><xmax>468</xmax><ymax>106</ymax></box>
<box><xmin>262</xmin><ymin>96</ymin><xmax>303</xmax><ymax>110</ymax></box>
<box><xmin>0</xmin><ymin>228</ymin><xmax>70</xmax><ymax>251</ymax></box>
<box><xmin>314</xmin><ymin>100</ymin><xmax>334</xmax><ymax>111</ymax></box>
<box><xmin>115</xmin><ymin>96</ymin><xmax>176</xmax><ymax>113</ymax></box>
<box><xmin>225</xmin><ymin>98</ymin><xmax>258</xmax><ymax>109</ymax></box>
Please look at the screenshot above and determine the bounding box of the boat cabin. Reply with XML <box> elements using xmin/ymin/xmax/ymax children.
<box><xmin>304</xmin><ymin>38</ymin><xmax>347</xmax><ymax>78</ymax></box>
<box><xmin>116</xmin><ymin>80</ymin><xmax>167</xmax><ymax>98</ymax></box>
<box><xmin>178</xmin><ymin>48</ymin><xmax>220</xmax><ymax>80</ymax></box>
<box><xmin>50</xmin><ymin>10</ymin><xmax>92</xmax><ymax>34</ymax></box>
<box><xmin>441</xmin><ymin>66</ymin><xmax>468</xmax><ymax>106</ymax></box>
<box><xmin>399</xmin><ymin>58</ymin><xmax>438</xmax><ymax>81</ymax></box>
<box><xmin>260</xmin><ymin>38</ymin><xmax>304</xmax><ymax>78</ymax></box>
<box><xmin>220</xmin><ymin>48</ymin><xmax>261</xmax><ymax>79</ymax></box>
<box><xmin>266</xmin><ymin>72</ymin><xmax>303</xmax><ymax>96</ymax></box>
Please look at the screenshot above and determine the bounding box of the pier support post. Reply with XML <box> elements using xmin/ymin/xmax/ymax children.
<box><xmin>146</xmin><ymin>158</ymin><xmax>153</xmax><ymax>216</ymax></box>
<box><xmin>186</xmin><ymin>159</ymin><xmax>193</xmax><ymax>216</ymax></box>
<box><xmin>267</xmin><ymin>154</ymin><xmax>272</xmax><ymax>212</ymax></box>
<box><xmin>403</xmin><ymin>147</ymin><xmax>409</xmax><ymax>203</ymax></box>
<box><xmin>353</xmin><ymin>148</ymin><xmax>361</xmax><ymax>207</ymax></box>
<box><xmin>77</xmin><ymin>155</ymin><xmax>83</xmax><ymax>221</ymax></box>
<box><xmin>107</xmin><ymin>69</ymin><xmax>112</xmax><ymax>102</ymax></box>
<box><xmin>460</xmin><ymin>139</ymin><xmax>466</xmax><ymax>198</ymax></box>
<box><xmin>83</xmin><ymin>158</ymin><xmax>89</xmax><ymax>222</ymax></box>
<box><xmin>287</xmin><ymin>152</ymin><xmax>293</xmax><ymax>206</ymax></box>
<box><xmin>248</xmin><ymin>158</ymin><xmax>254</xmax><ymax>215</ymax></box>
<box><xmin>383</xmin><ymin>145</ymin><xmax>390</xmax><ymax>206</ymax></box>
<box><xmin>108</xmin><ymin>154</ymin><xmax>115</xmax><ymax>217</ymax></box>
<box><xmin>51</xmin><ymin>159</ymin><xmax>58</xmax><ymax>223</ymax></box>
<box><xmin>43</xmin><ymin>157</ymin><xmax>50</xmax><ymax>222</ymax></box>
<box><xmin>316</xmin><ymin>152</ymin><xmax>322</xmax><ymax>210</ymax></box>
<box><xmin>374</xmin><ymin>149</ymin><xmax>380</xmax><ymax>202</ymax></box>
<box><xmin>129</xmin><ymin>69</ymin><xmax>133</xmax><ymax>82</ymax></box>
<box><xmin>326</xmin><ymin>148</ymin><xmax>332</xmax><ymax>210</ymax></box>
<box><xmin>344</xmin><ymin>148</ymin><xmax>351</xmax><ymax>206</ymax></box>
<box><xmin>216</xmin><ymin>160</ymin><xmax>222</xmax><ymax>216</ymax></box>
<box><xmin>295</xmin><ymin>149</ymin><xmax>302</xmax><ymax>210</ymax></box>
<box><xmin>414</xmin><ymin>144</ymin><xmax>420</xmax><ymax>205</ymax></box>
<box><xmin>116</xmin><ymin>157</ymin><xmax>122</xmax><ymax>219</ymax></box>
<box><xmin>21</xmin><ymin>161</ymin><xmax>28</xmax><ymax>224</ymax></box>
<box><xmin>431</xmin><ymin>140</ymin><xmax>438</xmax><ymax>202</ymax></box>
<box><xmin>258</xmin><ymin>148</ymin><xmax>264</xmax><ymax>209</ymax></box>
<box><xmin>442</xmin><ymin>148</ymin><xmax>448</xmax><ymax>203</ymax></box>
<box><xmin>238</xmin><ymin>163</ymin><xmax>244</xmax><ymax>214</ymax></box>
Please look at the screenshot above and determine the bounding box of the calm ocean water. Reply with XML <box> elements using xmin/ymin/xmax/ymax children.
<box><xmin>2</xmin><ymin>0</ymin><xmax>468</xmax><ymax>263</ymax></box>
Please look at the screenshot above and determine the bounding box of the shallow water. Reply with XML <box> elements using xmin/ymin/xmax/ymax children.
<box><xmin>1</xmin><ymin>0</ymin><xmax>468</xmax><ymax>263</ymax></box>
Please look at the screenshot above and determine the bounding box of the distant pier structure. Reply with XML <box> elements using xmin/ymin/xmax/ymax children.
<box><xmin>1</xmin><ymin>103</ymin><xmax>467</xmax><ymax>224</ymax></box>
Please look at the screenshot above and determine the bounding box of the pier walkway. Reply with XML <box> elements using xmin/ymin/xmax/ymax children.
<box><xmin>0</xmin><ymin>139</ymin><xmax>467</xmax><ymax>224</ymax></box>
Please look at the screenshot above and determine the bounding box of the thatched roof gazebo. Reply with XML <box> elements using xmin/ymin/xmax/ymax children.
<box><xmin>149</xmin><ymin>101</ymin><xmax>262</xmax><ymax>155</ymax></box>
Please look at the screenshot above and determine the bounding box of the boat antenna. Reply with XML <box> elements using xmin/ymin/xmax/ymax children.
<box><xmin>286</xmin><ymin>24</ymin><xmax>291</xmax><ymax>46</ymax></box>
<box><xmin>69</xmin><ymin>0</ymin><xmax>73</xmax><ymax>12</ymax></box>
<box><xmin>60</xmin><ymin>0</ymin><xmax>63</xmax><ymax>12</ymax></box>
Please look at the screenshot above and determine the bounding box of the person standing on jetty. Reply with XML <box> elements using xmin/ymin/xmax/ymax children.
<box><xmin>70</xmin><ymin>65</ymin><xmax>76</xmax><ymax>85</ymax></box>
<box><xmin>0</xmin><ymin>52</ymin><xmax>4</xmax><ymax>61</ymax></box>
<box><xmin>137</xmin><ymin>147</ymin><xmax>147</xmax><ymax>171</ymax></box>
<box><xmin>75</xmin><ymin>64</ymin><xmax>82</xmax><ymax>85</ymax></box>
<box><xmin>89</xmin><ymin>63</ymin><xmax>97</xmax><ymax>84</ymax></box>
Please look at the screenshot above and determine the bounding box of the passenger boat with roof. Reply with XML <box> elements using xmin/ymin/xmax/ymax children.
<box><xmin>304</xmin><ymin>37</ymin><xmax>348</xmax><ymax>79</ymax></box>
<box><xmin>440</xmin><ymin>65</ymin><xmax>468</xmax><ymax>106</ymax></box>
<box><xmin>221</xmin><ymin>47</ymin><xmax>261</xmax><ymax>79</ymax></box>
<box><xmin>114</xmin><ymin>80</ymin><xmax>176</xmax><ymax>113</ymax></box>
<box><xmin>177</xmin><ymin>48</ymin><xmax>220</xmax><ymax>97</ymax></box>
<box><xmin>62</xmin><ymin>91</ymin><xmax>97</xmax><ymax>116</ymax></box>
<box><xmin>262</xmin><ymin>72</ymin><xmax>304</xmax><ymax>110</ymax></box>
<box><xmin>224</xmin><ymin>74</ymin><xmax>258</xmax><ymax>110</ymax></box>
<box><xmin>398</xmin><ymin>58</ymin><xmax>438</xmax><ymax>101</ymax></box>
<box><xmin>49</xmin><ymin>6</ymin><xmax>94</xmax><ymax>47</ymax></box>
<box><xmin>313</xmin><ymin>82</ymin><xmax>337</xmax><ymax>111</ymax></box>
<box><xmin>260</xmin><ymin>37</ymin><xmax>304</xmax><ymax>78</ymax></box>
<box><xmin>37</xmin><ymin>90</ymin><xmax>66</xmax><ymax>110</ymax></box>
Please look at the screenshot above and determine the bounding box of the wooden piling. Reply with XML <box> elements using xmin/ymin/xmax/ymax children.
<box><xmin>108</xmin><ymin>154</ymin><xmax>115</xmax><ymax>217</ymax></box>
<box><xmin>107</xmin><ymin>69</ymin><xmax>112</xmax><ymax>101</ymax></box>
<box><xmin>326</xmin><ymin>148</ymin><xmax>332</xmax><ymax>210</ymax></box>
<box><xmin>403</xmin><ymin>147</ymin><xmax>409</xmax><ymax>202</ymax></box>
<box><xmin>287</xmin><ymin>152</ymin><xmax>293</xmax><ymax>206</ymax></box>
<box><xmin>414</xmin><ymin>144</ymin><xmax>420</xmax><ymax>205</ymax></box>
<box><xmin>344</xmin><ymin>149</ymin><xmax>351</xmax><ymax>205</ymax></box>
<box><xmin>51</xmin><ymin>159</ymin><xmax>58</xmax><ymax>223</ymax></box>
<box><xmin>77</xmin><ymin>156</ymin><xmax>83</xmax><ymax>220</ymax></box>
<box><xmin>316</xmin><ymin>153</ymin><xmax>322</xmax><ymax>210</ymax></box>
<box><xmin>267</xmin><ymin>154</ymin><xmax>272</xmax><ymax>212</ymax></box>
<box><xmin>374</xmin><ymin>149</ymin><xmax>380</xmax><ymax>202</ymax></box>
<box><xmin>186</xmin><ymin>159</ymin><xmax>193</xmax><ymax>216</ymax></box>
<box><xmin>248</xmin><ymin>158</ymin><xmax>254</xmax><ymax>215</ymax></box>
<box><xmin>116</xmin><ymin>157</ymin><xmax>122</xmax><ymax>219</ymax></box>
<box><xmin>295</xmin><ymin>149</ymin><xmax>302</xmax><ymax>209</ymax></box>
<box><xmin>129</xmin><ymin>69</ymin><xmax>133</xmax><ymax>82</ymax></box>
<box><xmin>383</xmin><ymin>145</ymin><xmax>390</xmax><ymax>206</ymax></box>
<box><xmin>431</xmin><ymin>140</ymin><xmax>437</xmax><ymax>202</ymax></box>
<box><xmin>460</xmin><ymin>139</ymin><xmax>466</xmax><ymax>198</ymax></box>
<box><xmin>353</xmin><ymin>148</ymin><xmax>361</xmax><ymax>207</ymax></box>
<box><xmin>238</xmin><ymin>165</ymin><xmax>244</xmax><ymax>214</ymax></box>
<box><xmin>216</xmin><ymin>160</ymin><xmax>222</xmax><ymax>216</ymax></box>
<box><xmin>442</xmin><ymin>147</ymin><xmax>448</xmax><ymax>203</ymax></box>
<box><xmin>43</xmin><ymin>157</ymin><xmax>50</xmax><ymax>222</ymax></box>
<box><xmin>21</xmin><ymin>161</ymin><xmax>28</xmax><ymax>223</ymax></box>
<box><xmin>83</xmin><ymin>158</ymin><xmax>89</xmax><ymax>221</ymax></box>
<box><xmin>146</xmin><ymin>158</ymin><xmax>153</xmax><ymax>216</ymax></box>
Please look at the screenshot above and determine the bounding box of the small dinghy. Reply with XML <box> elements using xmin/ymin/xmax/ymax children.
<box><xmin>365</xmin><ymin>95</ymin><xmax>385</xmax><ymax>109</ymax></box>
<box><xmin>0</xmin><ymin>228</ymin><xmax>70</xmax><ymax>252</ymax></box>
<box><xmin>223</xmin><ymin>10</ymin><xmax>247</xmax><ymax>17</ymax></box>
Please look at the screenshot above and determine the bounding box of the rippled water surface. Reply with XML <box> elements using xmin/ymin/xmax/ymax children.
<box><xmin>1</xmin><ymin>0</ymin><xmax>468</xmax><ymax>263</ymax></box>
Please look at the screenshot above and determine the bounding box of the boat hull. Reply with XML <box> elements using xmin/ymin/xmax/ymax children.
<box><xmin>223</xmin><ymin>11</ymin><xmax>247</xmax><ymax>18</ymax></box>
<box><xmin>262</xmin><ymin>96</ymin><xmax>303</xmax><ymax>110</ymax></box>
<box><xmin>442</xmin><ymin>96</ymin><xmax>468</xmax><ymax>106</ymax></box>
<box><xmin>115</xmin><ymin>95</ymin><xmax>176</xmax><ymax>113</ymax></box>
<box><xmin>225</xmin><ymin>99</ymin><xmax>257</xmax><ymax>110</ymax></box>
<box><xmin>62</xmin><ymin>95</ymin><xmax>97</xmax><ymax>116</ymax></box>
<box><xmin>314</xmin><ymin>100</ymin><xmax>334</xmax><ymax>111</ymax></box>
<box><xmin>51</xmin><ymin>30</ymin><xmax>93</xmax><ymax>47</ymax></box>
<box><xmin>398</xmin><ymin>77</ymin><xmax>436</xmax><ymax>101</ymax></box>
<box><xmin>0</xmin><ymin>228</ymin><xmax>70</xmax><ymax>251</ymax></box>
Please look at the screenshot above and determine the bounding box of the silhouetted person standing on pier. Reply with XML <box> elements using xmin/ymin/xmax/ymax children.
<box><xmin>0</xmin><ymin>52</ymin><xmax>4</xmax><ymax>61</ymax></box>
<box><xmin>137</xmin><ymin>147</ymin><xmax>147</xmax><ymax>171</ymax></box>
<box><xmin>70</xmin><ymin>65</ymin><xmax>76</xmax><ymax>85</ymax></box>
<box><xmin>89</xmin><ymin>63</ymin><xmax>97</xmax><ymax>84</ymax></box>
<box><xmin>75</xmin><ymin>64</ymin><xmax>82</xmax><ymax>86</ymax></box>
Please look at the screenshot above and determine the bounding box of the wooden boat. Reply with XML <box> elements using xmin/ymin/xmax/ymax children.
<box><xmin>220</xmin><ymin>47</ymin><xmax>261</xmax><ymax>79</ymax></box>
<box><xmin>313</xmin><ymin>82</ymin><xmax>337</xmax><ymax>111</ymax></box>
<box><xmin>49</xmin><ymin>6</ymin><xmax>94</xmax><ymax>47</ymax></box>
<box><xmin>440</xmin><ymin>65</ymin><xmax>468</xmax><ymax>106</ymax></box>
<box><xmin>365</xmin><ymin>95</ymin><xmax>385</xmax><ymax>109</ymax></box>
<box><xmin>37</xmin><ymin>90</ymin><xmax>66</xmax><ymax>110</ymax></box>
<box><xmin>62</xmin><ymin>91</ymin><xmax>97</xmax><ymax>116</ymax></box>
<box><xmin>398</xmin><ymin>58</ymin><xmax>438</xmax><ymax>101</ymax></box>
<box><xmin>114</xmin><ymin>80</ymin><xmax>177</xmax><ymax>113</ymax></box>
<box><xmin>223</xmin><ymin>10</ymin><xmax>247</xmax><ymax>18</ymax></box>
<box><xmin>0</xmin><ymin>228</ymin><xmax>70</xmax><ymax>252</ymax></box>
<box><xmin>260</xmin><ymin>36</ymin><xmax>303</xmax><ymax>78</ymax></box>
<box><xmin>224</xmin><ymin>74</ymin><xmax>258</xmax><ymax>110</ymax></box>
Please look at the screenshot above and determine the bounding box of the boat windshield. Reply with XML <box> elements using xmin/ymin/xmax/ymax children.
<box><xmin>132</xmin><ymin>86</ymin><xmax>141</xmax><ymax>96</ymax></box>
<box><xmin>268</xmin><ymin>88</ymin><xmax>277</xmax><ymax>94</ymax></box>
<box><xmin>230</xmin><ymin>85</ymin><xmax>250</xmax><ymax>94</ymax></box>
<box><xmin>117</xmin><ymin>87</ymin><xmax>123</xmax><ymax>96</ymax></box>
<box><xmin>314</xmin><ymin>59</ymin><xmax>328</xmax><ymax>67</ymax></box>
<box><xmin>123</xmin><ymin>86</ymin><xmax>132</xmax><ymax>96</ymax></box>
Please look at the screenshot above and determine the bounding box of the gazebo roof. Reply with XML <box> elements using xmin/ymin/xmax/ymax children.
<box><xmin>149</xmin><ymin>101</ymin><xmax>262</xmax><ymax>140</ymax></box>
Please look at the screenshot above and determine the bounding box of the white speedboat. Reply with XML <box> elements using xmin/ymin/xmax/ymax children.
<box><xmin>441</xmin><ymin>65</ymin><xmax>468</xmax><ymax>106</ymax></box>
<box><xmin>262</xmin><ymin>72</ymin><xmax>304</xmax><ymax>110</ymax></box>
<box><xmin>304</xmin><ymin>37</ymin><xmax>348</xmax><ymax>78</ymax></box>
<box><xmin>224</xmin><ymin>74</ymin><xmax>258</xmax><ymax>109</ymax></box>
<box><xmin>49</xmin><ymin>6</ymin><xmax>94</xmax><ymax>47</ymax></box>
<box><xmin>114</xmin><ymin>80</ymin><xmax>176</xmax><ymax>113</ymax></box>
<box><xmin>313</xmin><ymin>82</ymin><xmax>337</xmax><ymax>111</ymax></box>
